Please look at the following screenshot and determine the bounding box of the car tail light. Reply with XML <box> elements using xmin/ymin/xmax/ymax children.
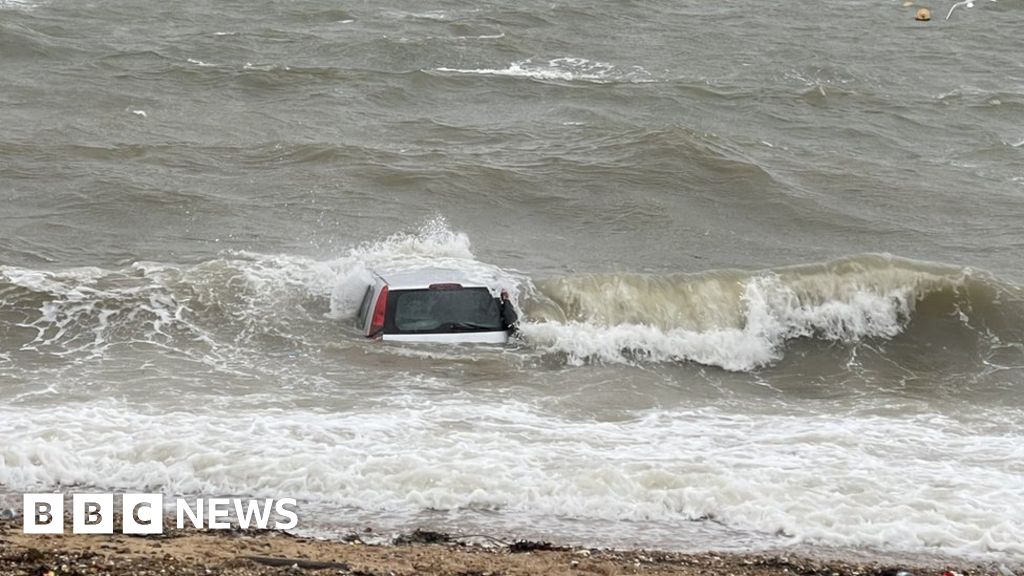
<box><xmin>370</xmin><ymin>286</ymin><xmax>388</xmax><ymax>337</ymax></box>
<box><xmin>428</xmin><ymin>283</ymin><xmax>462</xmax><ymax>290</ymax></box>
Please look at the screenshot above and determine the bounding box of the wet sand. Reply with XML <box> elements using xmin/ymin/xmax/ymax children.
<box><xmin>0</xmin><ymin>517</ymin><xmax>1010</xmax><ymax>576</ymax></box>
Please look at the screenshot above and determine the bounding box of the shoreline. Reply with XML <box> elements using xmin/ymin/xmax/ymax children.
<box><xmin>1</xmin><ymin>518</ymin><xmax>1015</xmax><ymax>576</ymax></box>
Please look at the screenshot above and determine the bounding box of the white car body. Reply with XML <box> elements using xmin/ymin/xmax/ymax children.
<box><xmin>355</xmin><ymin>268</ymin><xmax>512</xmax><ymax>344</ymax></box>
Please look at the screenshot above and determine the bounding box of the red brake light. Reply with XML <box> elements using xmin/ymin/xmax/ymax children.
<box><xmin>370</xmin><ymin>286</ymin><xmax>388</xmax><ymax>336</ymax></box>
<box><xmin>428</xmin><ymin>283</ymin><xmax>462</xmax><ymax>290</ymax></box>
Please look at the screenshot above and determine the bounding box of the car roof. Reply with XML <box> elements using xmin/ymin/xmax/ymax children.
<box><xmin>373</xmin><ymin>267</ymin><xmax>492</xmax><ymax>290</ymax></box>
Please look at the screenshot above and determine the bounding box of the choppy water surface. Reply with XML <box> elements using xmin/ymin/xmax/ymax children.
<box><xmin>1</xmin><ymin>0</ymin><xmax>1023</xmax><ymax>563</ymax></box>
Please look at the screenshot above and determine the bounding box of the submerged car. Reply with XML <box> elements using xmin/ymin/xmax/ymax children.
<box><xmin>355</xmin><ymin>268</ymin><xmax>518</xmax><ymax>343</ymax></box>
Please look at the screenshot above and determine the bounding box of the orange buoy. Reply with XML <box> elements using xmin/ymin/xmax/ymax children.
<box><xmin>915</xmin><ymin>8</ymin><xmax>932</xmax><ymax>21</ymax></box>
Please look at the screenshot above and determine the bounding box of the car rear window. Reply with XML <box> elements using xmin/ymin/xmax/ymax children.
<box><xmin>385</xmin><ymin>287</ymin><xmax>503</xmax><ymax>334</ymax></box>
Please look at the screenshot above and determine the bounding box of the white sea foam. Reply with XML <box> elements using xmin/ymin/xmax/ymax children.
<box><xmin>0</xmin><ymin>0</ymin><xmax>36</xmax><ymax>9</ymax></box>
<box><xmin>384</xmin><ymin>9</ymin><xmax>451</xmax><ymax>21</ymax></box>
<box><xmin>0</xmin><ymin>235</ymin><xmax>998</xmax><ymax>374</ymax></box>
<box><xmin>525</xmin><ymin>269</ymin><xmax>926</xmax><ymax>371</ymax></box>
<box><xmin>317</xmin><ymin>217</ymin><xmax>527</xmax><ymax>319</ymax></box>
<box><xmin>1</xmin><ymin>397</ymin><xmax>1021</xmax><ymax>558</ymax></box>
<box><xmin>0</xmin><ymin>218</ymin><xmax>526</xmax><ymax>358</ymax></box>
<box><xmin>2</xmin><ymin>234</ymin><xmax>1022</xmax><ymax>559</ymax></box>
<box><xmin>1</xmin><ymin>263</ymin><xmax>202</xmax><ymax>359</ymax></box>
<box><xmin>519</xmin><ymin>254</ymin><xmax>1001</xmax><ymax>372</ymax></box>
<box><xmin>436</xmin><ymin>58</ymin><xmax>653</xmax><ymax>84</ymax></box>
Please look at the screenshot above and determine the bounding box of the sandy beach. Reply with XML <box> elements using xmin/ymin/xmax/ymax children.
<box><xmin>0</xmin><ymin>517</ymin><xmax>1011</xmax><ymax>576</ymax></box>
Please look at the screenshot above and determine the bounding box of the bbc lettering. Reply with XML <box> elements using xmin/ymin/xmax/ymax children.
<box><xmin>23</xmin><ymin>494</ymin><xmax>298</xmax><ymax>534</ymax></box>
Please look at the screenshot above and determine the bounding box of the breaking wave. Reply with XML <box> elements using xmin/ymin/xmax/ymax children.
<box><xmin>524</xmin><ymin>254</ymin><xmax>1024</xmax><ymax>371</ymax></box>
<box><xmin>435</xmin><ymin>57</ymin><xmax>653</xmax><ymax>84</ymax></box>
<box><xmin>0</xmin><ymin>219</ymin><xmax>525</xmax><ymax>361</ymax></box>
<box><xmin>1</xmin><ymin>222</ymin><xmax>1021</xmax><ymax>373</ymax></box>
<box><xmin>2</xmin><ymin>223</ymin><xmax>1023</xmax><ymax>559</ymax></box>
<box><xmin>2</xmin><ymin>397</ymin><xmax>1022</xmax><ymax>558</ymax></box>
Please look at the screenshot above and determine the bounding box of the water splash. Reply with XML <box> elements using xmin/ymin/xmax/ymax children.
<box><xmin>946</xmin><ymin>0</ymin><xmax>997</xmax><ymax>20</ymax></box>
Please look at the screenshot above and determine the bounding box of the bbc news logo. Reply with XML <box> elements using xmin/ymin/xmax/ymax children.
<box><xmin>23</xmin><ymin>494</ymin><xmax>298</xmax><ymax>534</ymax></box>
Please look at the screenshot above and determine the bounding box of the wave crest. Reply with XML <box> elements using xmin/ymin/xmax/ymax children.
<box><xmin>523</xmin><ymin>254</ymin><xmax>1019</xmax><ymax>371</ymax></box>
<box><xmin>435</xmin><ymin>57</ymin><xmax>653</xmax><ymax>84</ymax></box>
